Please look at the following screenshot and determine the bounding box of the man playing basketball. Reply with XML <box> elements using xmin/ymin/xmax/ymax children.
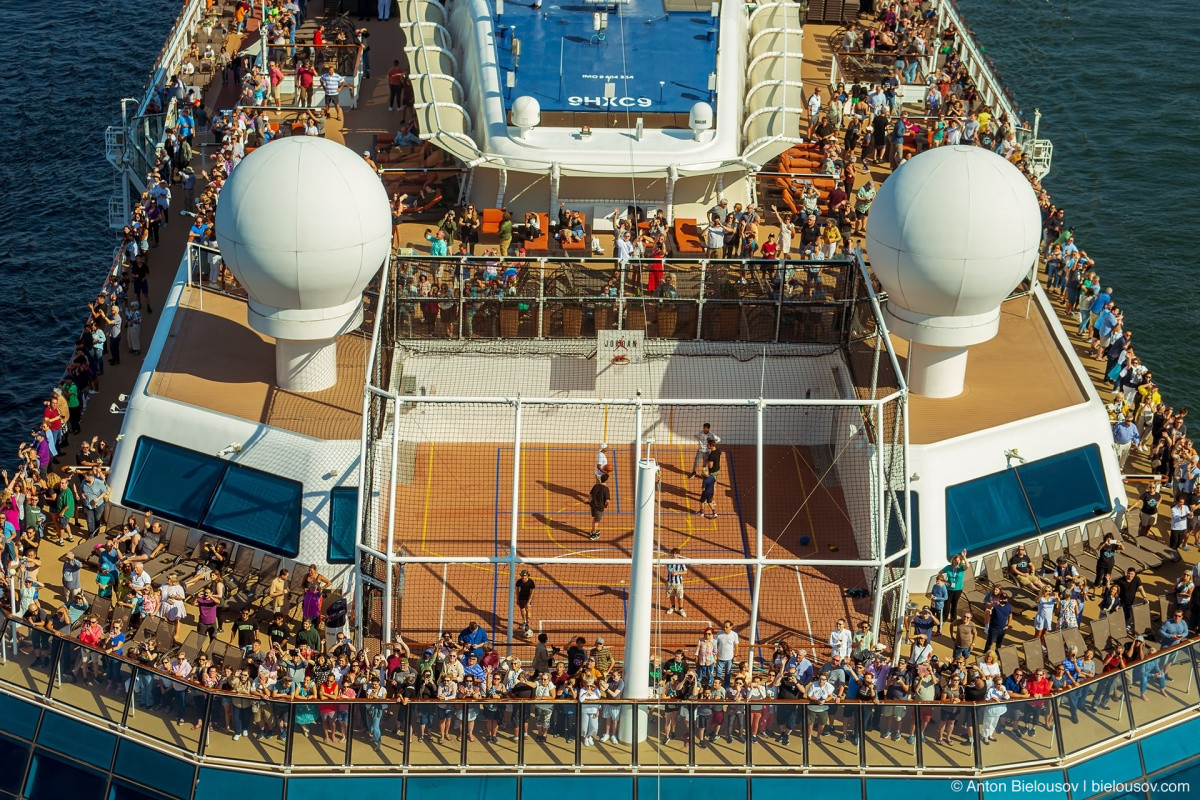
<box><xmin>595</xmin><ymin>442</ymin><xmax>610</xmax><ymax>480</ymax></box>
<box><xmin>589</xmin><ymin>473</ymin><xmax>610</xmax><ymax>541</ymax></box>
<box><xmin>515</xmin><ymin>569</ymin><xmax>536</xmax><ymax>636</ymax></box>
<box><xmin>689</xmin><ymin>423</ymin><xmax>720</xmax><ymax>478</ymax></box>
<box><xmin>698</xmin><ymin>468</ymin><xmax>717</xmax><ymax>518</ymax></box>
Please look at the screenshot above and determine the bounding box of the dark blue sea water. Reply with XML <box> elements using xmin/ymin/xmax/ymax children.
<box><xmin>1</xmin><ymin>0</ymin><xmax>1196</xmax><ymax>455</ymax></box>
<box><xmin>955</xmin><ymin>0</ymin><xmax>1200</xmax><ymax>404</ymax></box>
<box><xmin>0</xmin><ymin>0</ymin><xmax>176</xmax><ymax>455</ymax></box>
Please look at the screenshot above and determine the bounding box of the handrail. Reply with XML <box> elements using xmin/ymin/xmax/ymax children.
<box><xmin>2</xmin><ymin>612</ymin><xmax>1196</xmax><ymax>774</ymax></box>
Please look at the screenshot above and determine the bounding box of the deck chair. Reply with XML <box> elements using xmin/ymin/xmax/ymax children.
<box><xmin>1044</xmin><ymin>533</ymin><xmax>1066</xmax><ymax>571</ymax></box>
<box><xmin>88</xmin><ymin>595</ymin><xmax>113</xmax><ymax>626</ymax></box>
<box><xmin>1022</xmin><ymin>641</ymin><xmax>1045</xmax><ymax>674</ymax></box>
<box><xmin>1061</xmin><ymin>627</ymin><xmax>1088</xmax><ymax>657</ymax></box>
<box><xmin>1044</xmin><ymin>630</ymin><xmax>1067</xmax><ymax>666</ymax></box>
<box><xmin>1103</xmin><ymin>516</ymin><xmax>1166</xmax><ymax>568</ymax></box>
<box><xmin>110</xmin><ymin>605</ymin><xmax>132</xmax><ymax>634</ymax></box>
<box><xmin>1158</xmin><ymin>595</ymin><xmax>1174</xmax><ymax>624</ymax></box>
<box><xmin>982</xmin><ymin>554</ymin><xmax>1007</xmax><ymax>588</ymax></box>
<box><xmin>1131</xmin><ymin>602</ymin><xmax>1153</xmax><ymax>637</ymax></box>
<box><xmin>997</xmin><ymin>645</ymin><xmax>1021</xmax><ymax>675</ymax></box>
<box><xmin>228</xmin><ymin>545</ymin><xmax>255</xmax><ymax>581</ymax></box>
<box><xmin>1064</xmin><ymin>526</ymin><xmax>1087</xmax><ymax>565</ymax></box>
<box><xmin>1085</xmin><ymin>521</ymin><xmax>1145</xmax><ymax>572</ymax></box>
<box><xmin>1026</xmin><ymin>538</ymin><xmax>1046</xmax><ymax>573</ymax></box>
<box><xmin>961</xmin><ymin>565</ymin><xmax>977</xmax><ymax>610</ymax></box>
<box><xmin>136</xmin><ymin>616</ymin><xmax>164</xmax><ymax>644</ymax></box>
<box><xmin>145</xmin><ymin>525</ymin><xmax>192</xmax><ymax>575</ymax></box>
<box><xmin>177</xmin><ymin>631</ymin><xmax>207</xmax><ymax>663</ymax></box>
<box><xmin>255</xmin><ymin>555</ymin><xmax>283</xmax><ymax>585</ymax></box>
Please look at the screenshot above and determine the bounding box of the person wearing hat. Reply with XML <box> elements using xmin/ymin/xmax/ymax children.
<box><xmin>594</xmin><ymin>442</ymin><xmax>611</xmax><ymax>480</ymax></box>
<box><xmin>591</xmin><ymin>637</ymin><xmax>613</xmax><ymax>675</ymax></box>
<box><xmin>515</xmin><ymin>568</ymin><xmax>536</xmax><ymax>635</ymax></box>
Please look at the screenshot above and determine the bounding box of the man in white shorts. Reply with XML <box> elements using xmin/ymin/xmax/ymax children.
<box><xmin>663</xmin><ymin>547</ymin><xmax>687</xmax><ymax>617</ymax></box>
<box><xmin>689</xmin><ymin>423</ymin><xmax>720</xmax><ymax>478</ymax></box>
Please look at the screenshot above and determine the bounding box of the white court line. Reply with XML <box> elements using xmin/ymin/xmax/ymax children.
<box><xmin>538</xmin><ymin>618</ymin><xmax>713</xmax><ymax>631</ymax></box>
<box><xmin>794</xmin><ymin>566</ymin><xmax>817</xmax><ymax>646</ymax></box>
<box><xmin>438</xmin><ymin>563</ymin><xmax>448</xmax><ymax>635</ymax></box>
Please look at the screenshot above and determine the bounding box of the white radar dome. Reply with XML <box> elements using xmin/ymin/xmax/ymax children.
<box><xmin>214</xmin><ymin>137</ymin><xmax>391</xmax><ymax>392</ymax></box>
<box><xmin>511</xmin><ymin>95</ymin><xmax>541</xmax><ymax>130</ymax></box>
<box><xmin>866</xmin><ymin>145</ymin><xmax>1041</xmax><ymax>348</ymax></box>
<box><xmin>865</xmin><ymin>145</ymin><xmax>1041</xmax><ymax>398</ymax></box>
<box><xmin>689</xmin><ymin>102</ymin><xmax>713</xmax><ymax>140</ymax></box>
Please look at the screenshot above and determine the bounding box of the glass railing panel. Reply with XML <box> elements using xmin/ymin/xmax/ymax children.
<box><xmin>1129</xmin><ymin>645</ymin><xmax>1199</xmax><ymax>729</ymax></box>
<box><xmin>45</xmin><ymin>638</ymin><xmax>126</xmax><ymax>724</ymax></box>
<box><xmin>575</xmin><ymin>699</ymin><xmax>632</xmax><ymax>767</ymax></box>
<box><xmin>200</xmin><ymin>685</ymin><xmax>279</xmax><ymax>764</ymax></box>
<box><xmin>643</xmin><ymin>700</ymin><xmax>700</xmax><ymax>767</ymax></box>
<box><xmin>519</xmin><ymin>700</ymin><xmax>576</xmax><ymax>767</ymax></box>
<box><xmin>918</xmin><ymin>700</ymin><xmax>975</xmax><ymax>769</ymax></box>
<box><xmin>975</xmin><ymin>696</ymin><xmax>1059</xmax><ymax>768</ymax></box>
<box><xmin>124</xmin><ymin>665</ymin><xmax>202</xmax><ymax>754</ymax></box>
<box><xmin>690</xmin><ymin>698</ymin><xmax>749</xmax><ymax>768</ymax></box>
<box><xmin>288</xmin><ymin>695</ymin><xmax>349</xmax><ymax>766</ymax></box>
<box><xmin>0</xmin><ymin>620</ymin><xmax>54</xmax><ymax>696</ymax></box>
<box><xmin>349</xmin><ymin>701</ymin><xmax>408</xmax><ymax>766</ymax></box>
<box><xmin>862</xmin><ymin>702</ymin><xmax>918</xmax><ymax>769</ymax></box>
<box><xmin>750</xmin><ymin>702</ymin><xmax>806</xmax><ymax>768</ymax></box>
<box><xmin>458</xmin><ymin>696</ymin><xmax>507</xmax><ymax>768</ymax></box>
<box><xmin>406</xmin><ymin>700</ymin><xmax>464</xmax><ymax>767</ymax></box>
<box><xmin>1055</xmin><ymin>674</ymin><xmax>1131</xmax><ymax>754</ymax></box>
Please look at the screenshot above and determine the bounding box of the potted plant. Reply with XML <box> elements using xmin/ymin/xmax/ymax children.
<box><xmin>594</xmin><ymin>302</ymin><xmax>615</xmax><ymax>331</ymax></box>
<box><xmin>656</xmin><ymin>302</ymin><xmax>678</xmax><ymax>338</ymax></box>
<box><xmin>625</xmin><ymin>302</ymin><xmax>647</xmax><ymax>332</ymax></box>
<box><xmin>499</xmin><ymin>300</ymin><xmax>520</xmax><ymax>337</ymax></box>
<box><xmin>709</xmin><ymin>280</ymin><xmax>742</xmax><ymax>340</ymax></box>
<box><xmin>561</xmin><ymin>289</ymin><xmax>585</xmax><ymax>337</ymax></box>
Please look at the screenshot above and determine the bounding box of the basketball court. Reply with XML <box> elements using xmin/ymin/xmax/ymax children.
<box><xmin>387</xmin><ymin>439</ymin><xmax>873</xmax><ymax>655</ymax></box>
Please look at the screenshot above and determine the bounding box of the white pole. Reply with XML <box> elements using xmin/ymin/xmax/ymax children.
<box><xmin>507</xmin><ymin>401</ymin><xmax>523</xmax><ymax>656</ymax></box>
<box><xmin>748</xmin><ymin>399</ymin><xmax>764</xmax><ymax>656</ymax></box>
<box><xmin>620</xmin><ymin>457</ymin><xmax>658</xmax><ymax>743</ymax></box>
<box><xmin>383</xmin><ymin>396</ymin><xmax>400</xmax><ymax>643</ymax></box>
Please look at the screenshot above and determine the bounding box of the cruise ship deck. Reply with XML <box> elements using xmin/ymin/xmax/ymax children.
<box><xmin>4</xmin><ymin>1</ymin><xmax>1200</xmax><ymax>799</ymax></box>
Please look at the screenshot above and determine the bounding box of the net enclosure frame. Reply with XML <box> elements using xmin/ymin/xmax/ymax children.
<box><xmin>353</xmin><ymin>250</ymin><xmax>912</xmax><ymax>659</ymax></box>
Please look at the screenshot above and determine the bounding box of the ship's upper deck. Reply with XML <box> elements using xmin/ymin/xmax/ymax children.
<box><xmin>490</xmin><ymin>0</ymin><xmax>722</xmax><ymax>115</ymax></box>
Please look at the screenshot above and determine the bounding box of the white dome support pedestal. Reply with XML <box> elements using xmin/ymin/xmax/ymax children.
<box><xmin>907</xmin><ymin>343</ymin><xmax>968</xmax><ymax>399</ymax></box>
<box><xmin>866</xmin><ymin>146</ymin><xmax>1043</xmax><ymax>399</ymax></box>
<box><xmin>277</xmin><ymin>339</ymin><xmax>338</xmax><ymax>393</ymax></box>
<box><xmin>214</xmin><ymin>137</ymin><xmax>392</xmax><ymax>394</ymax></box>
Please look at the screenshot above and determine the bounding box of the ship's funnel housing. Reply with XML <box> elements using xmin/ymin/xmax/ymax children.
<box><xmin>866</xmin><ymin>145</ymin><xmax>1041</xmax><ymax>398</ymax></box>
<box><xmin>214</xmin><ymin>137</ymin><xmax>391</xmax><ymax>393</ymax></box>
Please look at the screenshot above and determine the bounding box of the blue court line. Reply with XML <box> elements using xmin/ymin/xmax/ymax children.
<box><xmin>726</xmin><ymin>457</ymin><xmax>756</xmax><ymax>601</ymax></box>
<box><xmin>499</xmin><ymin>510</ymin><xmax>705</xmax><ymax>517</ymax></box>
<box><xmin>622</xmin><ymin>586</ymin><xmax>628</xmax><ymax>620</ymax></box>
<box><xmin>492</xmin><ymin>447</ymin><xmax>501</xmax><ymax>643</ymax></box>
<box><xmin>536</xmin><ymin>585</ymin><xmax>750</xmax><ymax>594</ymax></box>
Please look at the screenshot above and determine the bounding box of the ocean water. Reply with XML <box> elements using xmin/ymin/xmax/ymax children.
<box><xmin>0</xmin><ymin>0</ymin><xmax>176</xmax><ymax>456</ymax></box>
<box><xmin>955</xmin><ymin>0</ymin><xmax>1200</xmax><ymax>405</ymax></box>
<box><xmin>1</xmin><ymin>0</ymin><xmax>1196</xmax><ymax>456</ymax></box>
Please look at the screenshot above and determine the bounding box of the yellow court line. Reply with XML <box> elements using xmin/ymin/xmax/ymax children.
<box><xmin>420</xmin><ymin>443</ymin><xmax>436</xmax><ymax>554</ymax></box>
<box><xmin>520</xmin><ymin>444</ymin><xmax>527</xmax><ymax>532</ymax></box>
<box><xmin>790</xmin><ymin>445</ymin><xmax>819</xmax><ymax>557</ymax></box>
<box><xmin>676</xmin><ymin>449</ymin><xmax>695</xmax><ymax>544</ymax></box>
<box><xmin>668</xmin><ymin>406</ymin><xmax>674</xmax><ymax>445</ymax></box>
<box><xmin>602</xmin><ymin>404</ymin><xmax>609</xmax><ymax>442</ymax></box>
